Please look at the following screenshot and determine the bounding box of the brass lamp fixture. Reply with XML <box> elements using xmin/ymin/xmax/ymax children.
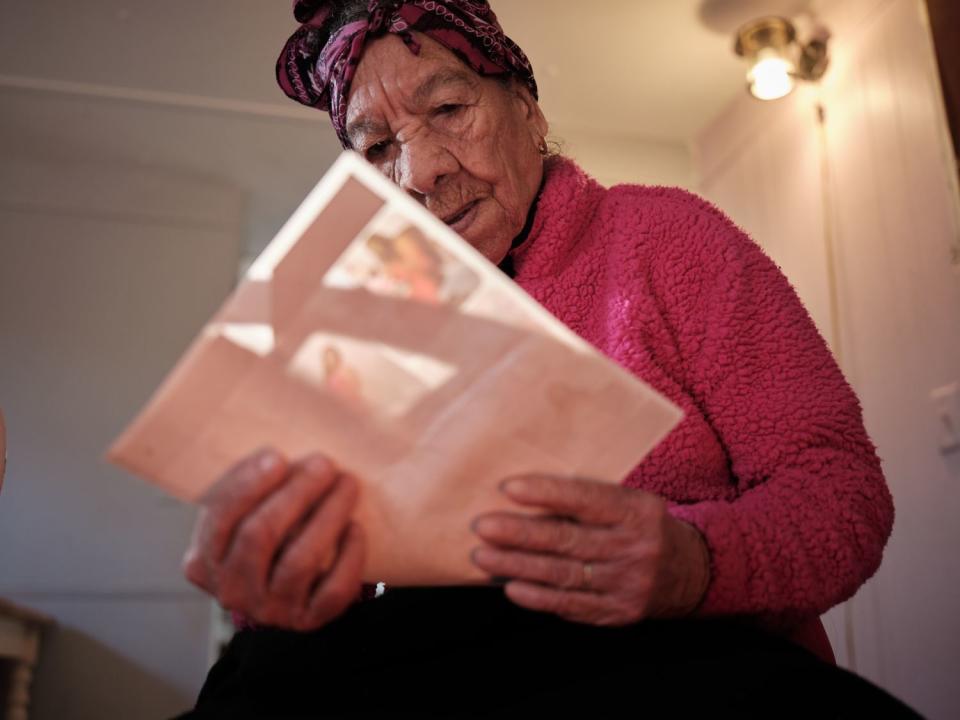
<box><xmin>735</xmin><ymin>16</ymin><xmax>830</xmax><ymax>100</ymax></box>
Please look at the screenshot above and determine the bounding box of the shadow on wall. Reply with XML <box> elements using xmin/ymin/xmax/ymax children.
<box><xmin>31</xmin><ymin>626</ymin><xmax>192</xmax><ymax>720</ymax></box>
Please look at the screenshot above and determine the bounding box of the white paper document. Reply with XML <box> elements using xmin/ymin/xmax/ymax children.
<box><xmin>107</xmin><ymin>151</ymin><xmax>683</xmax><ymax>585</ymax></box>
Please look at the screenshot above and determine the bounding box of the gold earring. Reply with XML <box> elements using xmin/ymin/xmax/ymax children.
<box><xmin>538</xmin><ymin>136</ymin><xmax>549</xmax><ymax>156</ymax></box>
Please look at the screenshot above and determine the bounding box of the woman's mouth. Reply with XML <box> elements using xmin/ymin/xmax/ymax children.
<box><xmin>443</xmin><ymin>200</ymin><xmax>481</xmax><ymax>235</ymax></box>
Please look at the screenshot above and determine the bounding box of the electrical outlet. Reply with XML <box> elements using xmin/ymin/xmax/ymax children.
<box><xmin>930</xmin><ymin>382</ymin><xmax>960</xmax><ymax>454</ymax></box>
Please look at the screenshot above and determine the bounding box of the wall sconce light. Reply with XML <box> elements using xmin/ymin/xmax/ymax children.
<box><xmin>735</xmin><ymin>16</ymin><xmax>830</xmax><ymax>101</ymax></box>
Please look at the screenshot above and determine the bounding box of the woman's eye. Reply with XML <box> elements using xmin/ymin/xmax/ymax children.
<box><xmin>434</xmin><ymin>103</ymin><xmax>463</xmax><ymax>117</ymax></box>
<box><xmin>365</xmin><ymin>140</ymin><xmax>391</xmax><ymax>160</ymax></box>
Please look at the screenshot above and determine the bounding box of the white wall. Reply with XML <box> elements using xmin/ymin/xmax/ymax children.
<box><xmin>0</xmin><ymin>4</ymin><xmax>336</xmax><ymax>714</ymax></box>
<box><xmin>695</xmin><ymin>1</ymin><xmax>960</xmax><ymax>717</ymax></box>
<box><xmin>553</xmin><ymin>123</ymin><xmax>696</xmax><ymax>189</ymax></box>
<box><xmin>0</xmin><ymin>159</ymin><xmax>241</xmax><ymax>718</ymax></box>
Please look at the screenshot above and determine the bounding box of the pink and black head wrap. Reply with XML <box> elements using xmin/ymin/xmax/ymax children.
<box><xmin>277</xmin><ymin>0</ymin><xmax>538</xmax><ymax>148</ymax></box>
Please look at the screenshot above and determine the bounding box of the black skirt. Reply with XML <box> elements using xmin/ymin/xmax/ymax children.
<box><xmin>176</xmin><ymin>587</ymin><xmax>917</xmax><ymax>719</ymax></box>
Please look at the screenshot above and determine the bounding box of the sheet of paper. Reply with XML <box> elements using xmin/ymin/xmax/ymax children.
<box><xmin>107</xmin><ymin>151</ymin><xmax>683</xmax><ymax>586</ymax></box>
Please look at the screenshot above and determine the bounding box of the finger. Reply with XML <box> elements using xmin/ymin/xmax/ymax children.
<box><xmin>503</xmin><ymin>580</ymin><xmax>629</xmax><ymax>626</ymax></box>
<box><xmin>299</xmin><ymin>522</ymin><xmax>366</xmax><ymax>631</ymax></box>
<box><xmin>471</xmin><ymin>546</ymin><xmax>607</xmax><ymax>592</ymax></box>
<box><xmin>268</xmin><ymin>472</ymin><xmax>360</xmax><ymax>606</ymax></box>
<box><xmin>184</xmin><ymin>449</ymin><xmax>288</xmax><ymax>592</ymax></box>
<box><xmin>471</xmin><ymin>512</ymin><xmax>617</xmax><ymax>561</ymax></box>
<box><xmin>219</xmin><ymin>455</ymin><xmax>341</xmax><ymax>607</ymax></box>
<box><xmin>500</xmin><ymin>475</ymin><xmax>659</xmax><ymax>527</ymax></box>
<box><xmin>199</xmin><ymin>448</ymin><xmax>290</xmax><ymax>570</ymax></box>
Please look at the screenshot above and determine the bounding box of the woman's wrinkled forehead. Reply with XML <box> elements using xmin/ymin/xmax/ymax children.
<box><xmin>345</xmin><ymin>35</ymin><xmax>480</xmax><ymax>142</ymax></box>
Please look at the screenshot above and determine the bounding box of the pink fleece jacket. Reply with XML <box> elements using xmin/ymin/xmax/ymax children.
<box><xmin>509</xmin><ymin>157</ymin><xmax>894</xmax><ymax>655</ymax></box>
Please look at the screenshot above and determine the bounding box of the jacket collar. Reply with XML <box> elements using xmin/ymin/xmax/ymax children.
<box><xmin>506</xmin><ymin>156</ymin><xmax>604</xmax><ymax>283</ymax></box>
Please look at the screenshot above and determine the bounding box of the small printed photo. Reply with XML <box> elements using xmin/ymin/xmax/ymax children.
<box><xmin>323</xmin><ymin>209</ymin><xmax>480</xmax><ymax>307</ymax></box>
<box><xmin>287</xmin><ymin>331</ymin><xmax>458</xmax><ymax>419</ymax></box>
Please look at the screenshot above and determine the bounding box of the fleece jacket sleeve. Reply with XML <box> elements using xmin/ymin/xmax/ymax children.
<box><xmin>656</xmin><ymin>193</ymin><xmax>894</xmax><ymax>617</ymax></box>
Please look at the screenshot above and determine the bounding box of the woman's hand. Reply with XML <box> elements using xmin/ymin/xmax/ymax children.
<box><xmin>182</xmin><ymin>449</ymin><xmax>365</xmax><ymax>631</ymax></box>
<box><xmin>470</xmin><ymin>475</ymin><xmax>711</xmax><ymax>626</ymax></box>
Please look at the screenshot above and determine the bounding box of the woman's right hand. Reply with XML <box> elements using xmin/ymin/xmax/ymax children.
<box><xmin>182</xmin><ymin>448</ymin><xmax>366</xmax><ymax>631</ymax></box>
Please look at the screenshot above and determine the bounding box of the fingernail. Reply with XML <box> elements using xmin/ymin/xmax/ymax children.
<box><xmin>499</xmin><ymin>477</ymin><xmax>524</xmax><ymax>495</ymax></box>
<box><xmin>258</xmin><ymin>449</ymin><xmax>280</xmax><ymax>473</ymax></box>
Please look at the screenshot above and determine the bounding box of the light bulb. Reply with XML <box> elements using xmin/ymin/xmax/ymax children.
<box><xmin>748</xmin><ymin>56</ymin><xmax>796</xmax><ymax>100</ymax></box>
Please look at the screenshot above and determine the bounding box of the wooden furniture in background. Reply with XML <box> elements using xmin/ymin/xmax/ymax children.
<box><xmin>925</xmin><ymin>0</ymin><xmax>960</xmax><ymax>170</ymax></box>
<box><xmin>0</xmin><ymin>599</ymin><xmax>51</xmax><ymax>720</ymax></box>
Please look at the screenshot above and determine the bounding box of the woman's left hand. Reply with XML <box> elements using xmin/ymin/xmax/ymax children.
<box><xmin>470</xmin><ymin>475</ymin><xmax>711</xmax><ymax>626</ymax></box>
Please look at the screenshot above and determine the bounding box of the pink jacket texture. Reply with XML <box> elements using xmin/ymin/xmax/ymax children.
<box><xmin>508</xmin><ymin>157</ymin><xmax>894</xmax><ymax>654</ymax></box>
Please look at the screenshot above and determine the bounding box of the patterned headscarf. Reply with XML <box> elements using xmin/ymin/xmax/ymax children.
<box><xmin>277</xmin><ymin>0</ymin><xmax>538</xmax><ymax>148</ymax></box>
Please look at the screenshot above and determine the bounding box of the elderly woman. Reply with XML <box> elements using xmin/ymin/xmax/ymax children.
<box><xmin>178</xmin><ymin>1</ymin><xmax>911</xmax><ymax>717</ymax></box>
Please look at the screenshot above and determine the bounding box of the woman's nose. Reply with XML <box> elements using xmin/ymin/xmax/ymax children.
<box><xmin>396</xmin><ymin>138</ymin><xmax>459</xmax><ymax>200</ymax></box>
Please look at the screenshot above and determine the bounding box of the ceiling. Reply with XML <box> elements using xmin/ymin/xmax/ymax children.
<box><xmin>496</xmin><ymin>0</ymin><xmax>752</xmax><ymax>141</ymax></box>
<box><xmin>0</xmin><ymin>1</ymin><xmax>808</xmax><ymax>255</ymax></box>
<box><xmin>0</xmin><ymin>0</ymin><xmax>771</xmax><ymax>144</ymax></box>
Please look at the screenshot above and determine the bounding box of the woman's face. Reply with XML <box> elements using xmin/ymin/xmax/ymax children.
<box><xmin>346</xmin><ymin>33</ymin><xmax>548</xmax><ymax>264</ymax></box>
